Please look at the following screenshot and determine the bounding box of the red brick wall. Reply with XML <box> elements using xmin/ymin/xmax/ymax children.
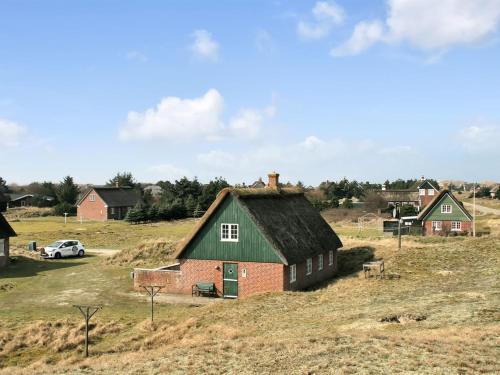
<box><xmin>134</xmin><ymin>259</ymin><xmax>285</xmax><ymax>298</ymax></box>
<box><xmin>423</xmin><ymin>220</ymin><xmax>472</xmax><ymax>235</ymax></box>
<box><xmin>284</xmin><ymin>250</ymin><xmax>337</xmax><ymax>291</ymax></box>
<box><xmin>77</xmin><ymin>190</ymin><xmax>108</xmax><ymax>221</ymax></box>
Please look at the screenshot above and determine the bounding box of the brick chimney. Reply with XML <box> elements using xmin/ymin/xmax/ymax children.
<box><xmin>267</xmin><ymin>172</ymin><xmax>280</xmax><ymax>189</ymax></box>
<box><xmin>115</xmin><ymin>181</ymin><xmax>119</xmax><ymax>188</ymax></box>
<box><xmin>420</xmin><ymin>175</ymin><xmax>425</xmax><ymax>181</ymax></box>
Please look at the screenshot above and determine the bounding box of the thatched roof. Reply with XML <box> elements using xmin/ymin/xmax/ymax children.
<box><xmin>0</xmin><ymin>213</ymin><xmax>16</xmax><ymax>238</ymax></box>
<box><xmin>417</xmin><ymin>190</ymin><xmax>472</xmax><ymax>221</ymax></box>
<box><xmin>174</xmin><ymin>187</ymin><xmax>342</xmax><ymax>265</ymax></box>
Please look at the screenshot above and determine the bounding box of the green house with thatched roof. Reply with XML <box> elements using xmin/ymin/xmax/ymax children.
<box><xmin>134</xmin><ymin>172</ymin><xmax>343</xmax><ymax>299</ymax></box>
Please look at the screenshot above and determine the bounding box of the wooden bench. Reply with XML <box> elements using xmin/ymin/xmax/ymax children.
<box><xmin>192</xmin><ymin>282</ymin><xmax>216</xmax><ymax>297</ymax></box>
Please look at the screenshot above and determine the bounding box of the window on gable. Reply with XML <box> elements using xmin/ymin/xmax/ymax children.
<box><xmin>419</xmin><ymin>189</ymin><xmax>426</xmax><ymax>196</ymax></box>
<box><xmin>428</xmin><ymin>189</ymin><xmax>434</xmax><ymax>196</ymax></box>
<box><xmin>290</xmin><ymin>264</ymin><xmax>296</xmax><ymax>283</ymax></box>
<box><xmin>221</xmin><ymin>224</ymin><xmax>238</xmax><ymax>242</ymax></box>
<box><xmin>89</xmin><ymin>194</ymin><xmax>96</xmax><ymax>202</ymax></box>
<box><xmin>329</xmin><ymin>250</ymin><xmax>334</xmax><ymax>266</ymax></box>
<box><xmin>306</xmin><ymin>258</ymin><xmax>312</xmax><ymax>275</ymax></box>
<box><xmin>441</xmin><ymin>204</ymin><xmax>452</xmax><ymax>213</ymax></box>
<box><xmin>451</xmin><ymin>221</ymin><xmax>461</xmax><ymax>231</ymax></box>
<box><xmin>318</xmin><ymin>254</ymin><xmax>323</xmax><ymax>271</ymax></box>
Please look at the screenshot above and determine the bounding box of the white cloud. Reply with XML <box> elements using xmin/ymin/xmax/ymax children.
<box><xmin>331</xmin><ymin>21</ymin><xmax>384</xmax><ymax>57</ymax></box>
<box><xmin>457</xmin><ymin>124</ymin><xmax>500</xmax><ymax>152</ymax></box>
<box><xmin>119</xmin><ymin>90</ymin><xmax>275</xmax><ymax>142</ymax></box>
<box><xmin>126</xmin><ymin>50</ymin><xmax>148</xmax><ymax>62</ymax></box>
<box><xmin>197</xmin><ymin>150</ymin><xmax>236</xmax><ymax>169</ymax></box>
<box><xmin>229</xmin><ymin>103</ymin><xmax>275</xmax><ymax>140</ymax></box>
<box><xmin>148</xmin><ymin>164</ymin><xmax>191</xmax><ymax>179</ymax></box>
<box><xmin>333</xmin><ymin>0</ymin><xmax>500</xmax><ymax>56</ymax></box>
<box><xmin>0</xmin><ymin>118</ymin><xmax>26</xmax><ymax>147</ymax></box>
<box><xmin>190</xmin><ymin>29</ymin><xmax>219</xmax><ymax>61</ymax></box>
<box><xmin>119</xmin><ymin>89</ymin><xmax>224</xmax><ymax>142</ymax></box>
<box><xmin>297</xmin><ymin>1</ymin><xmax>344</xmax><ymax>40</ymax></box>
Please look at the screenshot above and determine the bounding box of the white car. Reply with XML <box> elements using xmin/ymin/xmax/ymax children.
<box><xmin>42</xmin><ymin>240</ymin><xmax>85</xmax><ymax>259</ymax></box>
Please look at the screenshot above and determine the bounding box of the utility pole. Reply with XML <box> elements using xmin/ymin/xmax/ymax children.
<box><xmin>141</xmin><ymin>285</ymin><xmax>163</xmax><ymax>323</ymax></box>
<box><xmin>74</xmin><ymin>305</ymin><xmax>101</xmax><ymax>357</ymax></box>
<box><xmin>473</xmin><ymin>182</ymin><xmax>476</xmax><ymax>237</ymax></box>
<box><xmin>398</xmin><ymin>218</ymin><xmax>402</xmax><ymax>250</ymax></box>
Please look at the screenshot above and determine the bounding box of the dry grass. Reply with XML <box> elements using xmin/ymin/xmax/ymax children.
<box><xmin>105</xmin><ymin>238</ymin><xmax>178</xmax><ymax>267</ymax></box>
<box><xmin>1</xmin><ymin>216</ymin><xmax>499</xmax><ymax>374</ymax></box>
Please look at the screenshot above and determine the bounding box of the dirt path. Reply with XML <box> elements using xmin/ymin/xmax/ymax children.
<box><xmin>463</xmin><ymin>202</ymin><xmax>500</xmax><ymax>216</ymax></box>
<box><xmin>86</xmin><ymin>248</ymin><xmax>120</xmax><ymax>256</ymax></box>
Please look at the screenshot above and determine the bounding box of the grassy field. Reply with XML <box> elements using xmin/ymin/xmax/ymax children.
<box><xmin>1</xmin><ymin>212</ymin><xmax>499</xmax><ymax>374</ymax></box>
<box><xmin>460</xmin><ymin>197</ymin><xmax>500</xmax><ymax>210</ymax></box>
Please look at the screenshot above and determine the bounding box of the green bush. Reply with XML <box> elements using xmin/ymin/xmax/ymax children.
<box><xmin>53</xmin><ymin>202</ymin><xmax>76</xmax><ymax>216</ymax></box>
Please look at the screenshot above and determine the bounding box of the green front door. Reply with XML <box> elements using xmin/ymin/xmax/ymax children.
<box><xmin>223</xmin><ymin>263</ymin><xmax>238</xmax><ymax>298</ymax></box>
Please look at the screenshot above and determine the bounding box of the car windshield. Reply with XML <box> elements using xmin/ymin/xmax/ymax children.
<box><xmin>48</xmin><ymin>241</ymin><xmax>64</xmax><ymax>248</ymax></box>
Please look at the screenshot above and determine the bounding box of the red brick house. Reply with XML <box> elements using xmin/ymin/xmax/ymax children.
<box><xmin>134</xmin><ymin>173</ymin><xmax>343</xmax><ymax>299</ymax></box>
<box><xmin>378</xmin><ymin>176</ymin><xmax>439</xmax><ymax>213</ymax></box>
<box><xmin>0</xmin><ymin>213</ymin><xmax>16</xmax><ymax>268</ymax></box>
<box><xmin>76</xmin><ymin>187</ymin><xmax>140</xmax><ymax>221</ymax></box>
<box><xmin>417</xmin><ymin>189</ymin><xmax>473</xmax><ymax>235</ymax></box>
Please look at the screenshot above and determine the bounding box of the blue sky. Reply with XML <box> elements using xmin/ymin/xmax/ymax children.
<box><xmin>1</xmin><ymin>0</ymin><xmax>499</xmax><ymax>185</ymax></box>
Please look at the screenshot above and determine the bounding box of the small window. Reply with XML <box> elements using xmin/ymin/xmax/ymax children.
<box><xmin>0</xmin><ymin>239</ymin><xmax>5</xmax><ymax>257</ymax></box>
<box><xmin>89</xmin><ymin>194</ymin><xmax>96</xmax><ymax>202</ymax></box>
<box><xmin>329</xmin><ymin>250</ymin><xmax>334</xmax><ymax>266</ymax></box>
<box><xmin>432</xmin><ymin>221</ymin><xmax>442</xmax><ymax>231</ymax></box>
<box><xmin>318</xmin><ymin>254</ymin><xmax>323</xmax><ymax>271</ymax></box>
<box><xmin>441</xmin><ymin>204</ymin><xmax>452</xmax><ymax>213</ymax></box>
<box><xmin>290</xmin><ymin>264</ymin><xmax>296</xmax><ymax>283</ymax></box>
<box><xmin>451</xmin><ymin>221</ymin><xmax>461</xmax><ymax>231</ymax></box>
<box><xmin>306</xmin><ymin>258</ymin><xmax>312</xmax><ymax>275</ymax></box>
<box><xmin>419</xmin><ymin>189</ymin><xmax>426</xmax><ymax>196</ymax></box>
<box><xmin>110</xmin><ymin>207</ymin><xmax>115</xmax><ymax>215</ymax></box>
<box><xmin>221</xmin><ymin>224</ymin><xmax>238</xmax><ymax>242</ymax></box>
<box><xmin>428</xmin><ymin>189</ymin><xmax>434</xmax><ymax>196</ymax></box>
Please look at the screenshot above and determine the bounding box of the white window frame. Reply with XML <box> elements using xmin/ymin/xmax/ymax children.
<box><xmin>441</xmin><ymin>204</ymin><xmax>452</xmax><ymax>213</ymax></box>
<box><xmin>451</xmin><ymin>221</ymin><xmax>462</xmax><ymax>231</ymax></box>
<box><xmin>290</xmin><ymin>264</ymin><xmax>296</xmax><ymax>283</ymax></box>
<box><xmin>428</xmin><ymin>189</ymin><xmax>435</xmax><ymax>196</ymax></box>
<box><xmin>0</xmin><ymin>239</ymin><xmax>5</xmax><ymax>257</ymax></box>
<box><xmin>89</xmin><ymin>194</ymin><xmax>96</xmax><ymax>202</ymax></box>
<box><xmin>432</xmin><ymin>221</ymin><xmax>442</xmax><ymax>231</ymax></box>
<box><xmin>329</xmin><ymin>250</ymin><xmax>334</xmax><ymax>266</ymax></box>
<box><xmin>221</xmin><ymin>223</ymin><xmax>239</xmax><ymax>242</ymax></box>
<box><xmin>318</xmin><ymin>254</ymin><xmax>323</xmax><ymax>271</ymax></box>
<box><xmin>306</xmin><ymin>258</ymin><xmax>312</xmax><ymax>275</ymax></box>
<box><xmin>419</xmin><ymin>189</ymin><xmax>426</xmax><ymax>196</ymax></box>
<box><xmin>110</xmin><ymin>207</ymin><xmax>115</xmax><ymax>215</ymax></box>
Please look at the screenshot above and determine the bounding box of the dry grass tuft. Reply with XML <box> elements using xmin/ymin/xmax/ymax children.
<box><xmin>105</xmin><ymin>238</ymin><xmax>178</xmax><ymax>267</ymax></box>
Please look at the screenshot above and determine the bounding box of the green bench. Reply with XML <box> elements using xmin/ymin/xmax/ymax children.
<box><xmin>192</xmin><ymin>282</ymin><xmax>216</xmax><ymax>297</ymax></box>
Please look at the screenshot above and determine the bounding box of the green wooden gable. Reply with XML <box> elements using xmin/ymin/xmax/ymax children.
<box><xmin>418</xmin><ymin>180</ymin><xmax>438</xmax><ymax>190</ymax></box>
<box><xmin>181</xmin><ymin>194</ymin><xmax>283</xmax><ymax>263</ymax></box>
<box><xmin>422</xmin><ymin>194</ymin><xmax>471</xmax><ymax>221</ymax></box>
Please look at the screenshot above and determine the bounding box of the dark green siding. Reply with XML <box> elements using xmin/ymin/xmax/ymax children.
<box><xmin>419</xmin><ymin>181</ymin><xmax>437</xmax><ymax>190</ymax></box>
<box><xmin>425</xmin><ymin>195</ymin><xmax>471</xmax><ymax>221</ymax></box>
<box><xmin>182</xmin><ymin>195</ymin><xmax>283</xmax><ymax>263</ymax></box>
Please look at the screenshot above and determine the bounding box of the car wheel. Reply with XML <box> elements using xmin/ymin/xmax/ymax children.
<box><xmin>78</xmin><ymin>250</ymin><xmax>84</xmax><ymax>257</ymax></box>
<box><xmin>55</xmin><ymin>252</ymin><xmax>61</xmax><ymax>259</ymax></box>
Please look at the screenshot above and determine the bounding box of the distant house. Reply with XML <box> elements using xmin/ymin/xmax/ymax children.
<box><xmin>417</xmin><ymin>189</ymin><xmax>473</xmax><ymax>235</ymax></box>
<box><xmin>134</xmin><ymin>172</ymin><xmax>343</xmax><ymax>299</ymax></box>
<box><xmin>76</xmin><ymin>187</ymin><xmax>140</xmax><ymax>221</ymax></box>
<box><xmin>0</xmin><ymin>213</ymin><xmax>16</xmax><ymax>268</ymax></box>
<box><xmin>250</xmin><ymin>177</ymin><xmax>266</xmax><ymax>189</ymax></box>
<box><xmin>7</xmin><ymin>194</ymin><xmax>35</xmax><ymax>208</ymax></box>
<box><xmin>490</xmin><ymin>185</ymin><xmax>499</xmax><ymax>199</ymax></box>
<box><xmin>377</xmin><ymin>176</ymin><xmax>439</xmax><ymax>213</ymax></box>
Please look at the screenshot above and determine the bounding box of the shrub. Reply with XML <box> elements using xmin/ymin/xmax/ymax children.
<box><xmin>53</xmin><ymin>202</ymin><xmax>76</xmax><ymax>216</ymax></box>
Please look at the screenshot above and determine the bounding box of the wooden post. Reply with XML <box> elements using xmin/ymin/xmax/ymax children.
<box><xmin>398</xmin><ymin>219</ymin><xmax>402</xmax><ymax>251</ymax></box>
<box><xmin>473</xmin><ymin>182</ymin><xmax>476</xmax><ymax>237</ymax></box>
<box><xmin>74</xmin><ymin>305</ymin><xmax>101</xmax><ymax>357</ymax></box>
<box><xmin>141</xmin><ymin>286</ymin><xmax>163</xmax><ymax>323</ymax></box>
